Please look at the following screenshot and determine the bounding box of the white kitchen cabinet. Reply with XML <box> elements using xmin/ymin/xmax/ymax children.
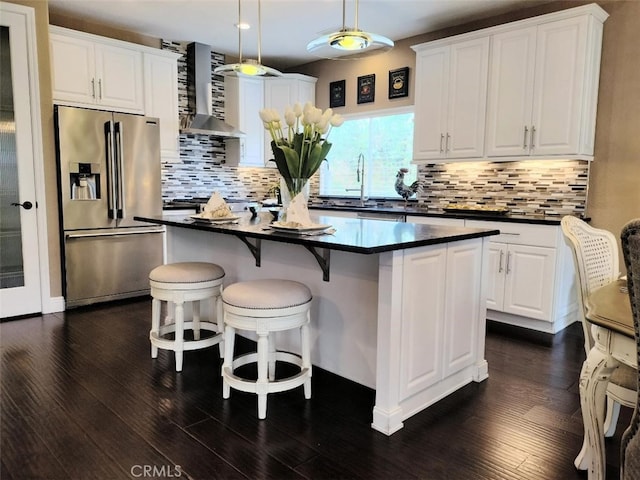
<box><xmin>405</xmin><ymin>215</ymin><xmax>465</xmax><ymax>227</ymax></box>
<box><xmin>410</xmin><ymin>3</ymin><xmax>607</xmax><ymax>163</ymax></box>
<box><xmin>485</xmin><ymin>10</ymin><xmax>606</xmax><ymax>159</ymax></box>
<box><xmin>144</xmin><ymin>50</ymin><xmax>181</xmax><ymax>162</ymax></box>
<box><xmin>225</xmin><ymin>73</ymin><xmax>317</xmax><ymax>167</ymax></box>
<box><xmin>466</xmin><ymin>219</ymin><xmax>577</xmax><ymax>333</ymax></box>
<box><xmin>311</xmin><ymin>209</ymin><xmax>358</xmax><ymax>219</ymax></box>
<box><xmin>224</xmin><ymin>75</ymin><xmax>265</xmax><ymax>167</ymax></box>
<box><xmin>485</xmin><ymin>241</ymin><xmax>556</xmax><ymax>320</ymax></box>
<box><xmin>50</xmin><ymin>26</ymin><xmax>144</xmax><ymax>113</ymax></box>
<box><xmin>399</xmin><ymin>239</ymin><xmax>484</xmax><ymax>399</ymax></box>
<box><xmin>412</xmin><ymin>37</ymin><xmax>489</xmax><ymax>161</ymax></box>
<box><xmin>263</xmin><ymin>74</ymin><xmax>316</xmax><ymax>164</ymax></box>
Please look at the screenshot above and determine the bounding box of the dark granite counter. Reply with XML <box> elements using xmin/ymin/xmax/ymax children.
<box><xmin>135</xmin><ymin>212</ymin><xmax>499</xmax><ymax>255</ymax></box>
<box><xmin>162</xmin><ymin>198</ymin><xmax>583</xmax><ymax>225</ymax></box>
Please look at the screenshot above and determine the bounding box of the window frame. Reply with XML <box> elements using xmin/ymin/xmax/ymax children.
<box><xmin>318</xmin><ymin>105</ymin><xmax>416</xmax><ymax>200</ymax></box>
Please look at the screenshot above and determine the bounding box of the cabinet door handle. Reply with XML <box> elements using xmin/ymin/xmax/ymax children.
<box><xmin>440</xmin><ymin>134</ymin><xmax>444</xmax><ymax>153</ymax></box>
<box><xmin>446</xmin><ymin>133</ymin><xmax>451</xmax><ymax>152</ymax></box>
<box><xmin>91</xmin><ymin>78</ymin><xmax>96</xmax><ymax>98</ymax></box>
<box><xmin>498</xmin><ymin>250</ymin><xmax>504</xmax><ymax>273</ymax></box>
<box><xmin>530</xmin><ymin>126</ymin><xmax>536</xmax><ymax>149</ymax></box>
<box><xmin>98</xmin><ymin>79</ymin><xmax>102</xmax><ymax>100</ymax></box>
<box><xmin>506</xmin><ymin>251</ymin><xmax>512</xmax><ymax>275</ymax></box>
<box><xmin>523</xmin><ymin>126</ymin><xmax>528</xmax><ymax>149</ymax></box>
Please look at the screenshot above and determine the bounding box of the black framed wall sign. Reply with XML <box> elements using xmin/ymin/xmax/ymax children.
<box><xmin>357</xmin><ymin>74</ymin><xmax>375</xmax><ymax>104</ymax></box>
<box><xmin>388</xmin><ymin>67</ymin><xmax>409</xmax><ymax>99</ymax></box>
<box><xmin>329</xmin><ymin>80</ymin><xmax>346</xmax><ymax>108</ymax></box>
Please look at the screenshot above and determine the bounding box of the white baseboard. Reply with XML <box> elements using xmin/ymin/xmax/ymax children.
<box><xmin>42</xmin><ymin>296</ymin><xmax>65</xmax><ymax>313</ymax></box>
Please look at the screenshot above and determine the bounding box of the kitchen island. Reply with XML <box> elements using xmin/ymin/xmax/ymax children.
<box><xmin>136</xmin><ymin>212</ymin><xmax>499</xmax><ymax>435</ymax></box>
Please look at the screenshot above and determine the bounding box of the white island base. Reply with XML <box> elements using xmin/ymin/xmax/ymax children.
<box><xmin>165</xmin><ymin>223</ymin><xmax>491</xmax><ymax>435</ymax></box>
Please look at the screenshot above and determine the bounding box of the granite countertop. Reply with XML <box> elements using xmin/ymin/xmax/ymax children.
<box><xmin>162</xmin><ymin>199</ymin><xmax>582</xmax><ymax>226</ymax></box>
<box><xmin>135</xmin><ymin>212</ymin><xmax>499</xmax><ymax>255</ymax></box>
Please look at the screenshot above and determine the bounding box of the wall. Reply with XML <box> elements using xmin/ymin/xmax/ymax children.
<box><xmin>586</xmin><ymin>0</ymin><xmax>640</xmax><ymax>257</ymax></box>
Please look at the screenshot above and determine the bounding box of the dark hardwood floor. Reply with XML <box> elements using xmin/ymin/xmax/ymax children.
<box><xmin>1</xmin><ymin>297</ymin><xmax>628</xmax><ymax>479</ymax></box>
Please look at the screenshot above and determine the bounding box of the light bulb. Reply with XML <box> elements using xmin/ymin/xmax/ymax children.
<box><xmin>330</xmin><ymin>31</ymin><xmax>370</xmax><ymax>51</ymax></box>
<box><xmin>235</xmin><ymin>60</ymin><xmax>266</xmax><ymax>76</ymax></box>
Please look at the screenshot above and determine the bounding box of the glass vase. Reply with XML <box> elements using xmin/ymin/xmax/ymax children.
<box><xmin>280</xmin><ymin>177</ymin><xmax>309</xmax><ymax>222</ymax></box>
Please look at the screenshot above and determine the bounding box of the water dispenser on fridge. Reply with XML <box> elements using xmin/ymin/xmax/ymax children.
<box><xmin>69</xmin><ymin>162</ymin><xmax>99</xmax><ymax>200</ymax></box>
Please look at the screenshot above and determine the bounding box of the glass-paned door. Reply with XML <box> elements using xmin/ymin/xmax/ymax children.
<box><xmin>1</xmin><ymin>26</ymin><xmax>25</xmax><ymax>288</ymax></box>
<box><xmin>0</xmin><ymin>6</ymin><xmax>42</xmax><ymax>318</ymax></box>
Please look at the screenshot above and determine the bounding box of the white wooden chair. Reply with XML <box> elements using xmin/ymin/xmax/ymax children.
<box><xmin>561</xmin><ymin>216</ymin><xmax>637</xmax><ymax>469</ymax></box>
<box><xmin>149</xmin><ymin>262</ymin><xmax>225</xmax><ymax>372</ymax></box>
<box><xmin>221</xmin><ymin>279</ymin><xmax>312</xmax><ymax>419</ymax></box>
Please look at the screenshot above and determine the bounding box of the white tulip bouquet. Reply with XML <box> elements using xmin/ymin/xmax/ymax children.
<box><xmin>259</xmin><ymin>102</ymin><xmax>344</xmax><ymax>197</ymax></box>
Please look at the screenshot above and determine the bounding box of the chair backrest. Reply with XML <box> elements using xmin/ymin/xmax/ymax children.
<box><xmin>561</xmin><ymin>215</ymin><xmax>620</xmax><ymax>354</ymax></box>
<box><xmin>620</xmin><ymin>218</ymin><xmax>640</xmax><ymax>480</ymax></box>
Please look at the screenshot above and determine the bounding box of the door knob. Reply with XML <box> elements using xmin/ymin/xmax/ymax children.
<box><xmin>11</xmin><ymin>201</ymin><xmax>33</xmax><ymax>210</ymax></box>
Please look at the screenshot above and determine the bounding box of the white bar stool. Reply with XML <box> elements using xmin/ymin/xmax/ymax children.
<box><xmin>221</xmin><ymin>279</ymin><xmax>313</xmax><ymax>419</ymax></box>
<box><xmin>149</xmin><ymin>262</ymin><xmax>225</xmax><ymax>372</ymax></box>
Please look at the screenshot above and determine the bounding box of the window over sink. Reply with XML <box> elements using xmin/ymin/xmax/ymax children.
<box><xmin>319</xmin><ymin>107</ymin><xmax>417</xmax><ymax>199</ymax></box>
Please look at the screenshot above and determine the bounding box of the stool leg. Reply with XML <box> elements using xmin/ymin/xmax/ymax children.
<box><xmin>222</xmin><ymin>324</ymin><xmax>235</xmax><ymax>399</ymax></box>
<box><xmin>268</xmin><ymin>333</ymin><xmax>276</xmax><ymax>381</ymax></box>
<box><xmin>151</xmin><ymin>297</ymin><xmax>161</xmax><ymax>358</ymax></box>
<box><xmin>301</xmin><ymin>320</ymin><xmax>312</xmax><ymax>400</ymax></box>
<box><xmin>165</xmin><ymin>301</ymin><xmax>174</xmax><ymax>326</ymax></box>
<box><xmin>216</xmin><ymin>293</ymin><xmax>224</xmax><ymax>359</ymax></box>
<box><xmin>174</xmin><ymin>300</ymin><xmax>185</xmax><ymax>372</ymax></box>
<box><xmin>192</xmin><ymin>300</ymin><xmax>201</xmax><ymax>340</ymax></box>
<box><xmin>257</xmin><ymin>332</ymin><xmax>269</xmax><ymax>419</ymax></box>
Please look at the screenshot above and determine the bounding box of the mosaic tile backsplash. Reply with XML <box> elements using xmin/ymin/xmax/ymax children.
<box><xmin>160</xmin><ymin>41</ymin><xmax>589</xmax><ymax>217</ymax></box>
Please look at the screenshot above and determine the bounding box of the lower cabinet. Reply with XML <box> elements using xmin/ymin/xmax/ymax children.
<box><xmin>315</xmin><ymin>212</ymin><xmax>576</xmax><ymax>333</ymax></box>
<box><xmin>398</xmin><ymin>239</ymin><xmax>484</xmax><ymax>399</ymax></box>
<box><xmin>405</xmin><ymin>215</ymin><xmax>465</xmax><ymax>227</ymax></box>
<box><xmin>465</xmin><ymin>219</ymin><xmax>577</xmax><ymax>333</ymax></box>
<box><xmin>311</xmin><ymin>208</ymin><xmax>358</xmax><ymax>219</ymax></box>
<box><xmin>485</xmin><ymin>242</ymin><xmax>556</xmax><ymax>320</ymax></box>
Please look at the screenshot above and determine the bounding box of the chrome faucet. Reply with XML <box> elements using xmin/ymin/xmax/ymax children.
<box><xmin>345</xmin><ymin>153</ymin><xmax>368</xmax><ymax>206</ymax></box>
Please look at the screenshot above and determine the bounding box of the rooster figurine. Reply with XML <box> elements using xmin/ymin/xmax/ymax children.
<box><xmin>395</xmin><ymin>168</ymin><xmax>422</xmax><ymax>201</ymax></box>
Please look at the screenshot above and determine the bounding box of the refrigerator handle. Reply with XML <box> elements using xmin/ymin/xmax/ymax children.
<box><xmin>114</xmin><ymin>122</ymin><xmax>125</xmax><ymax>219</ymax></box>
<box><xmin>105</xmin><ymin>121</ymin><xmax>117</xmax><ymax>219</ymax></box>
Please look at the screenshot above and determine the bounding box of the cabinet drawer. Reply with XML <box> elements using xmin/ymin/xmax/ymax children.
<box><xmin>465</xmin><ymin>220</ymin><xmax>558</xmax><ymax>247</ymax></box>
<box><xmin>406</xmin><ymin>215</ymin><xmax>465</xmax><ymax>227</ymax></box>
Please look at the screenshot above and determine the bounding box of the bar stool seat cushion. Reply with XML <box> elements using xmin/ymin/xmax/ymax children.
<box><xmin>222</xmin><ymin>279</ymin><xmax>311</xmax><ymax>310</ymax></box>
<box><xmin>150</xmin><ymin>262</ymin><xmax>225</xmax><ymax>286</ymax></box>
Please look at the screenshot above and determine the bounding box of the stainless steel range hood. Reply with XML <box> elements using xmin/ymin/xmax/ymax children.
<box><xmin>179</xmin><ymin>42</ymin><xmax>245</xmax><ymax>137</ymax></box>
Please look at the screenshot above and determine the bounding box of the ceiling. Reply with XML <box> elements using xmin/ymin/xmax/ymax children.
<box><xmin>47</xmin><ymin>0</ymin><xmax>550</xmax><ymax>69</ymax></box>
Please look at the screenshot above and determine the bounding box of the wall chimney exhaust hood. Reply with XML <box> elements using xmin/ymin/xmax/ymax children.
<box><xmin>179</xmin><ymin>42</ymin><xmax>245</xmax><ymax>137</ymax></box>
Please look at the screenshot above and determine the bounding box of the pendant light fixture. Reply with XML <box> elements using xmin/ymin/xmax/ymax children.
<box><xmin>306</xmin><ymin>0</ymin><xmax>394</xmax><ymax>60</ymax></box>
<box><xmin>213</xmin><ymin>0</ymin><xmax>282</xmax><ymax>76</ymax></box>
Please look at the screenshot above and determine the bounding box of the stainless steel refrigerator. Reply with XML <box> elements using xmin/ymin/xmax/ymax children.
<box><xmin>55</xmin><ymin>105</ymin><xmax>164</xmax><ymax>308</ymax></box>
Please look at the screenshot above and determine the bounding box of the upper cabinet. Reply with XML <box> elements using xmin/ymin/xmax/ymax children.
<box><xmin>144</xmin><ymin>51</ymin><xmax>181</xmax><ymax>162</ymax></box>
<box><xmin>224</xmin><ymin>75</ymin><xmax>265</xmax><ymax>167</ymax></box>
<box><xmin>225</xmin><ymin>73</ymin><xmax>317</xmax><ymax>167</ymax></box>
<box><xmin>50</xmin><ymin>27</ymin><xmax>144</xmax><ymax>113</ymax></box>
<box><xmin>485</xmin><ymin>14</ymin><xmax>604</xmax><ymax>158</ymax></box>
<box><xmin>263</xmin><ymin>74</ymin><xmax>317</xmax><ymax>163</ymax></box>
<box><xmin>412</xmin><ymin>37</ymin><xmax>489</xmax><ymax>161</ymax></box>
<box><xmin>411</xmin><ymin>3</ymin><xmax>608</xmax><ymax>164</ymax></box>
<box><xmin>50</xmin><ymin>26</ymin><xmax>181</xmax><ymax>162</ymax></box>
